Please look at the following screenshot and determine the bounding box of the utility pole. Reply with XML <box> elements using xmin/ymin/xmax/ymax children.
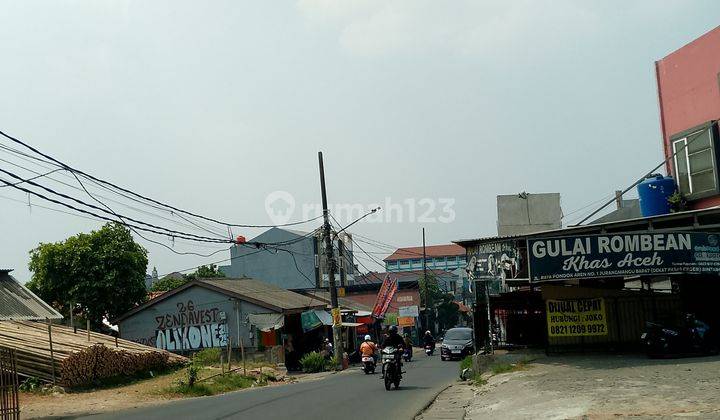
<box><xmin>318</xmin><ymin>151</ymin><xmax>343</xmax><ymax>364</ymax></box>
<box><xmin>423</xmin><ymin>228</ymin><xmax>430</xmax><ymax>334</ymax></box>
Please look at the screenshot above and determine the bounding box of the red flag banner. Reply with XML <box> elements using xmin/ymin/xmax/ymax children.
<box><xmin>372</xmin><ymin>275</ymin><xmax>398</xmax><ymax>318</ymax></box>
<box><xmin>378</xmin><ymin>278</ymin><xmax>398</xmax><ymax>318</ymax></box>
<box><xmin>372</xmin><ymin>275</ymin><xmax>392</xmax><ymax>317</ymax></box>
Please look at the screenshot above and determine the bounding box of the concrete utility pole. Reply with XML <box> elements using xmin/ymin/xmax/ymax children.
<box><xmin>423</xmin><ymin>228</ymin><xmax>430</xmax><ymax>334</ymax></box>
<box><xmin>318</xmin><ymin>151</ymin><xmax>343</xmax><ymax>363</ymax></box>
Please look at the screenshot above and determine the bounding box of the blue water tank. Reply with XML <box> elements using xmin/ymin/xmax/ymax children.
<box><xmin>637</xmin><ymin>175</ymin><xmax>677</xmax><ymax>217</ymax></box>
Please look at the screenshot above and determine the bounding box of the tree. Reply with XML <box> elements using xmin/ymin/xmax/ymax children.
<box><xmin>150</xmin><ymin>264</ymin><xmax>225</xmax><ymax>292</ymax></box>
<box><xmin>149</xmin><ymin>275</ymin><xmax>187</xmax><ymax>292</ymax></box>
<box><xmin>436</xmin><ymin>295</ymin><xmax>460</xmax><ymax>331</ymax></box>
<box><xmin>27</xmin><ymin>223</ymin><xmax>148</xmax><ymax>327</ymax></box>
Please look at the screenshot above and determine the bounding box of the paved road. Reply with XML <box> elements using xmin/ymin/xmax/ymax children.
<box><xmin>78</xmin><ymin>353</ymin><xmax>458</xmax><ymax>420</ymax></box>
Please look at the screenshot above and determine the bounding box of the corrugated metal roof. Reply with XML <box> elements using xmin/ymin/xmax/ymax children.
<box><xmin>0</xmin><ymin>271</ymin><xmax>63</xmax><ymax>320</ymax></box>
<box><xmin>302</xmin><ymin>290</ymin><xmax>374</xmax><ymax>313</ymax></box>
<box><xmin>199</xmin><ymin>278</ymin><xmax>326</xmax><ymax>311</ymax></box>
<box><xmin>114</xmin><ymin>277</ymin><xmax>327</xmax><ymax>324</ymax></box>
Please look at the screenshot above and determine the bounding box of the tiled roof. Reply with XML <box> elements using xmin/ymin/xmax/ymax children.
<box><xmin>383</xmin><ymin>244</ymin><xmax>466</xmax><ymax>262</ymax></box>
<box><xmin>0</xmin><ymin>271</ymin><xmax>62</xmax><ymax>321</ymax></box>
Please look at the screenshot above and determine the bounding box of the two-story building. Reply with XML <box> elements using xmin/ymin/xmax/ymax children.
<box><xmin>219</xmin><ymin>227</ymin><xmax>356</xmax><ymax>290</ymax></box>
<box><xmin>383</xmin><ymin>244</ymin><xmax>466</xmax><ymax>273</ymax></box>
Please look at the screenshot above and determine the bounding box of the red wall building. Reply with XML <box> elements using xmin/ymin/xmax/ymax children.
<box><xmin>656</xmin><ymin>25</ymin><xmax>720</xmax><ymax>209</ymax></box>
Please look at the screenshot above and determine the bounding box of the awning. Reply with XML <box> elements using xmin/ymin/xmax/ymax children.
<box><xmin>248</xmin><ymin>313</ymin><xmax>284</xmax><ymax>332</ymax></box>
<box><xmin>341</xmin><ymin>322</ymin><xmax>363</xmax><ymax>328</ymax></box>
<box><xmin>313</xmin><ymin>309</ymin><xmax>334</xmax><ymax>326</ymax></box>
<box><xmin>354</xmin><ymin>310</ymin><xmax>372</xmax><ymax>317</ymax></box>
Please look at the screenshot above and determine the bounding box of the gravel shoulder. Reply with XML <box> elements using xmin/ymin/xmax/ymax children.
<box><xmin>465</xmin><ymin>353</ymin><xmax>720</xmax><ymax>419</ymax></box>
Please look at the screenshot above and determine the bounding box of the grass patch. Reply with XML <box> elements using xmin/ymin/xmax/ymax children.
<box><xmin>460</xmin><ymin>356</ymin><xmax>473</xmax><ymax>374</ymax></box>
<box><xmin>193</xmin><ymin>348</ymin><xmax>221</xmax><ymax>366</ymax></box>
<box><xmin>472</xmin><ymin>374</ymin><xmax>487</xmax><ymax>386</ymax></box>
<box><xmin>490</xmin><ymin>360</ymin><xmax>528</xmax><ymax>375</ymax></box>
<box><xmin>300</xmin><ymin>352</ymin><xmax>327</xmax><ymax>373</ymax></box>
<box><xmin>164</xmin><ymin>372</ymin><xmax>258</xmax><ymax>397</ymax></box>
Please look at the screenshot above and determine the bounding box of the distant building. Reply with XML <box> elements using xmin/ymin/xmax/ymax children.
<box><xmin>383</xmin><ymin>244</ymin><xmax>466</xmax><ymax>273</ymax></box>
<box><xmin>220</xmin><ymin>227</ymin><xmax>355</xmax><ymax>290</ymax></box>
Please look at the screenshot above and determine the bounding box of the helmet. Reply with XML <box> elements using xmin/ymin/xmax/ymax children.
<box><xmin>389</xmin><ymin>325</ymin><xmax>398</xmax><ymax>334</ymax></box>
<box><xmin>364</xmin><ymin>334</ymin><xmax>371</xmax><ymax>341</ymax></box>
<box><xmin>425</xmin><ymin>330</ymin><xmax>431</xmax><ymax>335</ymax></box>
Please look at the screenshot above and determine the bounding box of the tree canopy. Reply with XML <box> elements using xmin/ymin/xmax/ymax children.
<box><xmin>27</xmin><ymin>223</ymin><xmax>148</xmax><ymax>327</ymax></box>
<box><xmin>149</xmin><ymin>264</ymin><xmax>225</xmax><ymax>292</ymax></box>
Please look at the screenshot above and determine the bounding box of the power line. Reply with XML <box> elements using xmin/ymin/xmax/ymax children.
<box><xmin>0</xmin><ymin>155</ymin><xmax>229</xmax><ymax>238</ymax></box>
<box><xmin>0</xmin><ymin>166</ymin><xmax>233</xmax><ymax>243</ymax></box>
<box><xmin>0</xmin><ymin>129</ymin><xmax>324</xmax><ymax>228</ymax></box>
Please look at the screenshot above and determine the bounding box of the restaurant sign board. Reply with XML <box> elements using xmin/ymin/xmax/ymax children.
<box><xmin>529</xmin><ymin>232</ymin><xmax>720</xmax><ymax>281</ymax></box>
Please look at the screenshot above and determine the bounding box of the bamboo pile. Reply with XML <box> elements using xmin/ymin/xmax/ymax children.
<box><xmin>0</xmin><ymin>321</ymin><xmax>187</xmax><ymax>387</ymax></box>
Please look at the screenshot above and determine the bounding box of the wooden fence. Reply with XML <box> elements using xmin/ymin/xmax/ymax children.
<box><xmin>0</xmin><ymin>347</ymin><xmax>19</xmax><ymax>420</ymax></box>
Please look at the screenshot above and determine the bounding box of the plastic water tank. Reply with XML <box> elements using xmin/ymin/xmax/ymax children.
<box><xmin>637</xmin><ymin>175</ymin><xmax>677</xmax><ymax>217</ymax></box>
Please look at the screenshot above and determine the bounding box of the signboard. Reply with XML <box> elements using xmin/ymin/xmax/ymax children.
<box><xmin>398</xmin><ymin>305</ymin><xmax>419</xmax><ymax>318</ymax></box>
<box><xmin>301</xmin><ymin>310</ymin><xmax>323</xmax><ymax>332</ymax></box>
<box><xmin>529</xmin><ymin>232</ymin><xmax>720</xmax><ymax>282</ymax></box>
<box><xmin>338</xmin><ymin>287</ymin><xmax>345</xmax><ymax>297</ymax></box>
<box><xmin>331</xmin><ymin>308</ymin><xmax>342</xmax><ymax>326</ymax></box>
<box><xmin>546</xmin><ymin>298</ymin><xmax>608</xmax><ymax>337</ymax></box>
<box><xmin>398</xmin><ymin>316</ymin><xmax>415</xmax><ymax>327</ymax></box>
<box><xmin>466</xmin><ymin>240</ymin><xmax>528</xmax><ymax>281</ymax></box>
<box><xmin>372</xmin><ymin>276</ymin><xmax>398</xmax><ymax>318</ymax></box>
<box><xmin>384</xmin><ymin>313</ymin><xmax>398</xmax><ymax>326</ymax></box>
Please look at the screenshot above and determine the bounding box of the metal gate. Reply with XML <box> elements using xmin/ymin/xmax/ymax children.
<box><xmin>0</xmin><ymin>347</ymin><xmax>19</xmax><ymax>420</ymax></box>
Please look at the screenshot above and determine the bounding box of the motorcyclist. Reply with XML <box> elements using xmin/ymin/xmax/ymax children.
<box><xmin>423</xmin><ymin>330</ymin><xmax>436</xmax><ymax>350</ymax></box>
<box><xmin>382</xmin><ymin>325</ymin><xmax>405</xmax><ymax>349</ymax></box>
<box><xmin>360</xmin><ymin>334</ymin><xmax>378</xmax><ymax>364</ymax></box>
<box><xmin>381</xmin><ymin>326</ymin><xmax>404</xmax><ymax>378</ymax></box>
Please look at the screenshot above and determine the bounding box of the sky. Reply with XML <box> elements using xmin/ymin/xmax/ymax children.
<box><xmin>2</xmin><ymin>0</ymin><xmax>720</xmax><ymax>282</ymax></box>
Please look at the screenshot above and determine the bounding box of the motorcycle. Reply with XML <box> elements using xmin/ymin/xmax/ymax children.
<box><xmin>362</xmin><ymin>355</ymin><xmax>376</xmax><ymax>374</ymax></box>
<box><xmin>403</xmin><ymin>347</ymin><xmax>412</xmax><ymax>362</ymax></box>
<box><xmin>381</xmin><ymin>347</ymin><xmax>402</xmax><ymax>390</ymax></box>
<box><xmin>641</xmin><ymin>317</ymin><xmax>719</xmax><ymax>358</ymax></box>
<box><xmin>425</xmin><ymin>344</ymin><xmax>434</xmax><ymax>356</ymax></box>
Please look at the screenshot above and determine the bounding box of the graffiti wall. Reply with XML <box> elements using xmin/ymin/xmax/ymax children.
<box><xmin>152</xmin><ymin>300</ymin><xmax>228</xmax><ymax>351</ymax></box>
<box><xmin>118</xmin><ymin>285</ymin><xmax>271</xmax><ymax>353</ymax></box>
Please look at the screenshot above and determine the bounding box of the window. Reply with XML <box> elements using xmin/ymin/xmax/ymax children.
<box><xmin>673</xmin><ymin>124</ymin><xmax>718</xmax><ymax>198</ymax></box>
<box><xmin>399</xmin><ymin>260</ymin><xmax>410</xmax><ymax>268</ymax></box>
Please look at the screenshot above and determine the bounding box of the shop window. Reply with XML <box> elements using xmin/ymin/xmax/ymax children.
<box><xmin>672</xmin><ymin>123</ymin><xmax>719</xmax><ymax>199</ymax></box>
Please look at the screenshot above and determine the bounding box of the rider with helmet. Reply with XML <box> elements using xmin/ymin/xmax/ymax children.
<box><xmin>360</xmin><ymin>334</ymin><xmax>378</xmax><ymax>363</ymax></box>
<box><xmin>382</xmin><ymin>325</ymin><xmax>406</xmax><ymax>349</ymax></box>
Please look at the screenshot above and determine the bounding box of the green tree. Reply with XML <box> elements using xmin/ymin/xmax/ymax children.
<box><xmin>150</xmin><ymin>264</ymin><xmax>225</xmax><ymax>292</ymax></box>
<box><xmin>149</xmin><ymin>275</ymin><xmax>188</xmax><ymax>292</ymax></box>
<box><xmin>436</xmin><ymin>295</ymin><xmax>460</xmax><ymax>331</ymax></box>
<box><xmin>27</xmin><ymin>223</ymin><xmax>148</xmax><ymax>326</ymax></box>
<box><xmin>185</xmin><ymin>264</ymin><xmax>225</xmax><ymax>280</ymax></box>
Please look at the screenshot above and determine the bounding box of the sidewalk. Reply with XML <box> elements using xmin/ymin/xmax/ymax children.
<box><xmin>416</xmin><ymin>383</ymin><xmax>475</xmax><ymax>420</ymax></box>
<box><xmin>417</xmin><ymin>353</ymin><xmax>720</xmax><ymax>420</ymax></box>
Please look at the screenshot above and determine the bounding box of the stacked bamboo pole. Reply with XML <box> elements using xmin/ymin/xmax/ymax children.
<box><xmin>0</xmin><ymin>321</ymin><xmax>187</xmax><ymax>387</ymax></box>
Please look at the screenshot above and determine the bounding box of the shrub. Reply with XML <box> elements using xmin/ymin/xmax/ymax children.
<box><xmin>19</xmin><ymin>377</ymin><xmax>43</xmax><ymax>393</ymax></box>
<box><xmin>187</xmin><ymin>364</ymin><xmax>200</xmax><ymax>387</ymax></box>
<box><xmin>193</xmin><ymin>348</ymin><xmax>221</xmax><ymax>366</ymax></box>
<box><xmin>300</xmin><ymin>352</ymin><xmax>326</xmax><ymax>373</ymax></box>
<box><xmin>325</xmin><ymin>356</ymin><xmax>340</xmax><ymax>371</ymax></box>
<box><xmin>460</xmin><ymin>356</ymin><xmax>473</xmax><ymax>373</ymax></box>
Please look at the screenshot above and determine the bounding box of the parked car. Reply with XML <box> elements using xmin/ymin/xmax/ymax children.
<box><xmin>440</xmin><ymin>327</ymin><xmax>474</xmax><ymax>361</ymax></box>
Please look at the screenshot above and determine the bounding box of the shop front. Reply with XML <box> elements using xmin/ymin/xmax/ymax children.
<box><xmin>458</xmin><ymin>207</ymin><xmax>720</xmax><ymax>352</ymax></box>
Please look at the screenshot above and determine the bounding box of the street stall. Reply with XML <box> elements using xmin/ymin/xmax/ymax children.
<box><xmin>457</xmin><ymin>207</ymin><xmax>720</xmax><ymax>352</ymax></box>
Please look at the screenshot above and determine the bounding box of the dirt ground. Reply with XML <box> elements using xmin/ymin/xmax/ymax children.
<box><xmin>466</xmin><ymin>353</ymin><xmax>720</xmax><ymax>419</ymax></box>
<box><xmin>19</xmin><ymin>365</ymin><xmax>319</xmax><ymax>419</ymax></box>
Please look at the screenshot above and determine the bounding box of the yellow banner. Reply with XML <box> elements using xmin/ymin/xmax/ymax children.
<box><xmin>331</xmin><ymin>308</ymin><xmax>342</xmax><ymax>326</ymax></box>
<box><xmin>546</xmin><ymin>298</ymin><xmax>608</xmax><ymax>337</ymax></box>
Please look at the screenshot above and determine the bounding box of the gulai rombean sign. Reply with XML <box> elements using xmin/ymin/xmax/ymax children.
<box><xmin>546</xmin><ymin>298</ymin><xmax>608</xmax><ymax>337</ymax></box>
<box><xmin>528</xmin><ymin>232</ymin><xmax>720</xmax><ymax>281</ymax></box>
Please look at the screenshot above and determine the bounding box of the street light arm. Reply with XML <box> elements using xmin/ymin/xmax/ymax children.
<box><xmin>332</xmin><ymin>207</ymin><xmax>381</xmax><ymax>239</ymax></box>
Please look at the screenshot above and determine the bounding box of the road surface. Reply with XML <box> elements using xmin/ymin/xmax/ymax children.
<box><xmin>78</xmin><ymin>352</ymin><xmax>458</xmax><ymax>420</ymax></box>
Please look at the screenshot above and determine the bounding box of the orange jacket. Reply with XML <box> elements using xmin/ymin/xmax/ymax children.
<box><xmin>360</xmin><ymin>341</ymin><xmax>377</xmax><ymax>356</ymax></box>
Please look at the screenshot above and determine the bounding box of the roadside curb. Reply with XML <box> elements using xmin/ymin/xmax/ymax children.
<box><xmin>415</xmin><ymin>382</ymin><xmax>475</xmax><ymax>420</ymax></box>
<box><xmin>414</xmin><ymin>383</ymin><xmax>453</xmax><ymax>419</ymax></box>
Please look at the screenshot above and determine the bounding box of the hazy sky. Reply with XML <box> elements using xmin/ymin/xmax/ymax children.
<box><xmin>2</xmin><ymin>1</ymin><xmax>720</xmax><ymax>282</ymax></box>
